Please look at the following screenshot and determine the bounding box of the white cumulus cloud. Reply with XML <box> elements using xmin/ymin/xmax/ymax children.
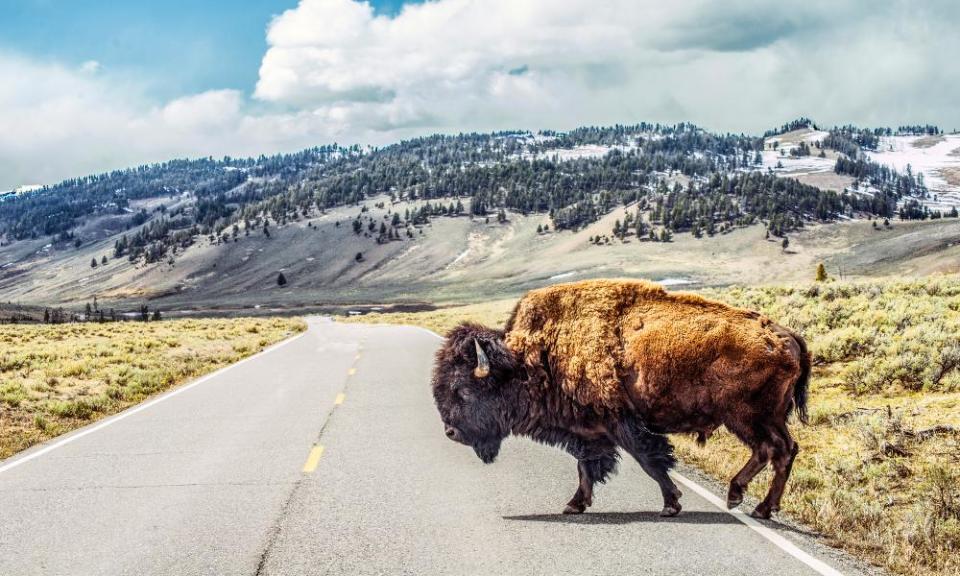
<box><xmin>254</xmin><ymin>0</ymin><xmax>960</xmax><ymax>136</ymax></box>
<box><xmin>2</xmin><ymin>0</ymin><xmax>960</xmax><ymax>190</ymax></box>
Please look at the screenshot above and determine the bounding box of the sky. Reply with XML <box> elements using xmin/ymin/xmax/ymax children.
<box><xmin>1</xmin><ymin>0</ymin><xmax>959</xmax><ymax>190</ymax></box>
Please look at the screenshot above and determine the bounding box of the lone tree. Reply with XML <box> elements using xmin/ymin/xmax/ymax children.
<box><xmin>815</xmin><ymin>262</ymin><xmax>828</xmax><ymax>282</ymax></box>
<box><xmin>277</xmin><ymin>272</ymin><xmax>287</xmax><ymax>287</ymax></box>
<box><xmin>355</xmin><ymin>252</ymin><xmax>364</xmax><ymax>262</ymax></box>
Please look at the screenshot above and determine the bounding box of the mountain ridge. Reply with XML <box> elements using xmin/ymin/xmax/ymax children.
<box><xmin>2</xmin><ymin>120</ymin><xmax>959</xmax><ymax>311</ymax></box>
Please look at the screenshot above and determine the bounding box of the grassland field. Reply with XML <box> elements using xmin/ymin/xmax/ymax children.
<box><xmin>344</xmin><ymin>276</ymin><xmax>960</xmax><ymax>576</ymax></box>
<box><xmin>0</xmin><ymin>317</ymin><xmax>305</xmax><ymax>460</ymax></box>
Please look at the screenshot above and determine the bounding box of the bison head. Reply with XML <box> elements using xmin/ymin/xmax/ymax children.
<box><xmin>431</xmin><ymin>323</ymin><xmax>519</xmax><ymax>464</ymax></box>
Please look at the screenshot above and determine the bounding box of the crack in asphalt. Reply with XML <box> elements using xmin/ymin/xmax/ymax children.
<box><xmin>253</xmin><ymin>339</ymin><xmax>364</xmax><ymax>576</ymax></box>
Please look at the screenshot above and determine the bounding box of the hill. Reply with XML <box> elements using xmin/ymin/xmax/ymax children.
<box><xmin>2</xmin><ymin>120</ymin><xmax>959</xmax><ymax>311</ymax></box>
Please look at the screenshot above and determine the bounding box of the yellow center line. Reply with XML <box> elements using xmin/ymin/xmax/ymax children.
<box><xmin>334</xmin><ymin>393</ymin><xmax>346</xmax><ymax>405</ymax></box>
<box><xmin>347</xmin><ymin>367</ymin><xmax>356</xmax><ymax>376</ymax></box>
<box><xmin>302</xmin><ymin>445</ymin><xmax>325</xmax><ymax>473</ymax></box>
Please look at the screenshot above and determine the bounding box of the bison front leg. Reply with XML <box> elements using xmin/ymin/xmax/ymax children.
<box><xmin>561</xmin><ymin>440</ymin><xmax>619</xmax><ymax>514</ymax></box>
<box><xmin>563</xmin><ymin>452</ymin><xmax>619</xmax><ymax>514</ymax></box>
<box><xmin>614</xmin><ymin>418</ymin><xmax>683</xmax><ymax>517</ymax></box>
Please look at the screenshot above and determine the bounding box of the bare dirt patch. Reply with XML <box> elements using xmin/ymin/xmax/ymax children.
<box><xmin>940</xmin><ymin>166</ymin><xmax>960</xmax><ymax>187</ymax></box>
<box><xmin>913</xmin><ymin>135</ymin><xmax>946</xmax><ymax>149</ymax></box>
<box><xmin>790</xmin><ymin>171</ymin><xmax>855</xmax><ymax>193</ymax></box>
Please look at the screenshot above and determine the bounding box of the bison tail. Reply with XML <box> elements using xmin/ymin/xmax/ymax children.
<box><xmin>791</xmin><ymin>330</ymin><xmax>811</xmax><ymax>425</ymax></box>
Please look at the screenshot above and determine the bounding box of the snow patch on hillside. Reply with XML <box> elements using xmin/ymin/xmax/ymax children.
<box><xmin>760</xmin><ymin>150</ymin><xmax>834</xmax><ymax>174</ymax></box>
<box><xmin>527</xmin><ymin>143</ymin><xmax>636</xmax><ymax>161</ymax></box>
<box><xmin>761</xmin><ymin>129</ymin><xmax>833</xmax><ymax>175</ymax></box>
<box><xmin>867</xmin><ymin>135</ymin><xmax>960</xmax><ymax>209</ymax></box>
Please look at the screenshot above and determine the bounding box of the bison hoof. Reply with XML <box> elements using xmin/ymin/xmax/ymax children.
<box><xmin>726</xmin><ymin>495</ymin><xmax>743</xmax><ymax>509</ymax></box>
<box><xmin>659</xmin><ymin>504</ymin><xmax>681</xmax><ymax>517</ymax></box>
<box><xmin>563</xmin><ymin>503</ymin><xmax>586</xmax><ymax>515</ymax></box>
<box><xmin>750</xmin><ymin>506</ymin><xmax>773</xmax><ymax>520</ymax></box>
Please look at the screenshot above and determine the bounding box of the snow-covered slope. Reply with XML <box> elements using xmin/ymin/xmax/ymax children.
<box><xmin>868</xmin><ymin>135</ymin><xmax>960</xmax><ymax>209</ymax></box>
<box><xmin>762</xmin><ymin>128</ymin><xmax>835</xmax><ymax>175</ymax></box>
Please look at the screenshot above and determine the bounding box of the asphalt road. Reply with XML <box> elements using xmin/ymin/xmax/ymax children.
<box><xmin>0</xmin><ymin>318</ymin><xmax>875</xmax><ymax>576</ymax></box>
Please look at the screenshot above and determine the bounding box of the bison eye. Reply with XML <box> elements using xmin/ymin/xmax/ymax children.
<box><xmin>458</xmin><ymin>387</ymin><xmax>473</xmax><ymax>401</ymax></box>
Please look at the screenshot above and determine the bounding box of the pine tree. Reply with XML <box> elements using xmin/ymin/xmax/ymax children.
<box><xmin>90</xmin><ymin>258</ymin><xmax>98</xmax><ymax>268</ymax></box>
<box><xmin>277</xmin><ymin>272</ymin><xmax>287</xmax><ymax>286</ymax></box>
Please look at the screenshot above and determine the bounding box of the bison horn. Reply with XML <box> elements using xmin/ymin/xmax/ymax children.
<box><xmin>474</xmin><ymin>338</ymin><xmax>491</xmax><ymax>378</ymax></box>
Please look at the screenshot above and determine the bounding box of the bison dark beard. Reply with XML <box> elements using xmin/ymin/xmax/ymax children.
<box><xmin>473</xmin><ymin>437</ymin><xmax>502</xmax><ymax>464</ymax></box>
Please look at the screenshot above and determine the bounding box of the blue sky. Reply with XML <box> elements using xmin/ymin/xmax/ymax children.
<box><xmin>1</xmin><ymin>1</ymin><xmax>959</xmax><ymax>191</ymax></box>
<box><xmin>0</xmin><ymin>0</ymin><xmax>409</xmax><ymax>98</ymax></box>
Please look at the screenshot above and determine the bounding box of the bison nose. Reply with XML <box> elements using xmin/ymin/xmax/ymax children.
<box><xmin>445</xmin><ymin>426</ymin><xmax>460</xmax><ymax>442</ymax></box>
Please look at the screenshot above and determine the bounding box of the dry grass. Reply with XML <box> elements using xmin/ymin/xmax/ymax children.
<box><xmin>342</xmin><ymin>299</ymin><xmax>517</xmax><ymax>336</ymax></box>
<box><xmin>345</xmin><ymin>277</ymin><xmax>960</xmax><ymax>576</ymax></box>
<box><xmin>913</xmin><ymin>135</ymin><xmax>947</xmax><ymax>149</ymax></box>
<box><xmin>0</xmin><ymin>317</ymin><xmax>305</xmax><ymax>460</ymax></box>
<box><xmin>941</xmin><ymin>166</ymin><xmax>960</xmax><ymax>188</ymax></box>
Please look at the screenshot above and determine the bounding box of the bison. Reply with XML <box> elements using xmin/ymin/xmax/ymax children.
<box><xmin>431</xmin><ymin>279</ymin><xmax>809</xmax><ymax>519</ymax></box>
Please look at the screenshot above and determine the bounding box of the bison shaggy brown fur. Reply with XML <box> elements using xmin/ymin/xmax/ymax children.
<box><xmin>432</xmin><ymin>279</ymin><xmax>809</xmax><ymax>519</ymax></box>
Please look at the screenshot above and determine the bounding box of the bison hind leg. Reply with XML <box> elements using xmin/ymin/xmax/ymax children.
<box><xmin>751</xmin><ymin>425</ymin><xmax>799</xmax><ymax>520</ymax></box>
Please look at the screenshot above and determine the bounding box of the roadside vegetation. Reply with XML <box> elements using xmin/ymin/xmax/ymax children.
<box><xmin>345</xmin><ymin>276</ymin><xmax>960</xmax><ymax>576</ymax></box>
<box><xmin>0</xmin><ymin>317</ymin><xmax>305</xmax><ymax>460</ymax></box>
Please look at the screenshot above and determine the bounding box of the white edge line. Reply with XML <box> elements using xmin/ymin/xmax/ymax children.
<box><xmin>0</xmin><ymin>330</ymin><xmax>308</xmax><ymax>476</ymax></box>
<box><xmin>357</xmin><ymin>323</ymin><xmax>845</xmax><ymax>575</ymax></box>
<box><xmin>421</xmin><ymin>325</ymin><xmax>842</xmax><ymax>576</ymax></box>
<box><xmin>412</xmin><ymin>326</ymin><xmax>445</xmax><ymax>341</ymax></box>
<box><xmin>671</xmin><ymin>472</ymin><xmax>845</xmax><ymax>576</ymax></box>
